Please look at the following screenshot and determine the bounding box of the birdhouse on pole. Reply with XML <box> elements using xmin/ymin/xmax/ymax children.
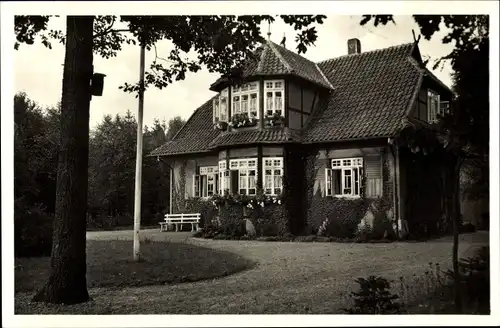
<box><xmin>91</xmin><ymin>73</ymin><xmax>106</xmax><ymax>96</ymax></box>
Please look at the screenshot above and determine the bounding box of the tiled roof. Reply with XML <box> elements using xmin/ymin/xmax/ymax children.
<box><xmin>211</xmin><ymin>40</ymin><xmax>333</xmax><ymax>90</ymax></box>
<box><xmin>302</xmin><ymin>43</ymin><xmax>423</xmax><ymax>143</ymax></box>
<box><xmin>149</xmin><ymin>97</ymin><xmax>221</xmax><ymax>156</ymax></box>
<box><xmin>209</xmin><ymin>128</ymin><xmax>300</xmax><ymax>148</ymax></box>
<box><xmin>151</xmin><ymin>41</ymin><xmax>431</xmax><ymax>157</ymax></box>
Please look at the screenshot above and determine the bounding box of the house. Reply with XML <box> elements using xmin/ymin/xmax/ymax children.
<box><xmin>150</xmin><ymin>38</ymin><xmax>454</xmax><ymax>238</ymax></box>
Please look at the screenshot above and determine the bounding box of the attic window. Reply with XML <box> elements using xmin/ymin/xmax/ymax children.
<box><xmin>213</xmin><ymin>88</ymin><xmax>229</xmax><ymax>123</ymax></box>
<box><xmin>264</xmin><ymin>79</ymin><xmax>285</xmax><ymax>117</ymax></box>
<box><xmin>232</xmin><ymin>82</ymin><xmax>259</xmax><ymax>118</ymax></box>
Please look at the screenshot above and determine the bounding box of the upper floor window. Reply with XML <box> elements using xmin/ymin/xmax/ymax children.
<box><xmin>265</xmin><ymin>80</ymin><xmax>284</xmax><ymax>117</ymax></box>
<box><xmin>213</xmin><ymin>88</ymin><xmax>229</xmax><ymax>122</ymax></box>
<box><xmin>232</xmin><ymin>82</ymin><xmax>259</xmax><ymax>119</ymax></box>
<box><xmin>325</xmin><ymin>158</ymin><xmax>363</xmax><ymax>197</ymax></box>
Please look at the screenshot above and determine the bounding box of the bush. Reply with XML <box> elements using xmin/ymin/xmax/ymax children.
<box><xmin>343</xmin><ymin>275</ymin><xmax>401</xmax><ymax>314</ymax></box>
<box><xmin>14</xmin><ymin>199</ymin><xmax>53</xmax><ymax>257</ymax></box>
<box><xmin>459</xmin><ymin>222</ymin><xmax>476</xmax><ymax>233</ymax></box>
<box><xmin>222</xmin><ymin>221</ymin><xmax>246</xmax><ymax>238</ymax></box>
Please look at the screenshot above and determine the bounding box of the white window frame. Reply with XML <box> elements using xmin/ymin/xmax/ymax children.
<box><xmin>213</xmin><ymin>88</ymin><xmax>229</xmax><ymax>123</ymax></box>
<box><xmin>262</xmin><ymin>157</ymin><xmax>284</xmax><ymax>196</ymax></box>
<box><xmin>218</xmin><ymin>160</ymin><xmax>230</xmax><ymax>195</ymax></box>
<box><xmin>194</xmin><ymin>166</ymin><xmax>218</xmax><ymax>198</ymax></box>
<box><xmin>264</xmin><ymin>79</ymin><xmax>285</xmax><ymax>118</ymax></box>
<box><xmin>232</xmin><ymin>82</ymin><xmax>259</xmax><ymax>119</ymax></box>
<box><xmin>227</xmin><ymin>158</ymin><xmax>258</xmax><ymax>196</ymax></box>
<box><xmin>325</xmin><ymin>157</ymin><xmax>363</xmax><ymax>198</ymax></box>
<box><xmin>427</xmin><ymin>89</ymin><xmax>440</xmax><ymax>123</ymax></box>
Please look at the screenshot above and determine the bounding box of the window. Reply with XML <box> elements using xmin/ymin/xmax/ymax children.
<box><xmin>194</xmin><ymin>166</ymin><xmax>218</xmax><ymax>198</ymax></box>
<box><xmin>225</xmin><ymin>158</ymin><xmax>257</xmax><ymax>195</ymax></box>
<box><xmin>427</xmin><ymin>89</ymin><xmax>440</xmax><ymax>123</ymax></box>
<box><xmin>263</xmin><ymin>157</ymin><xmax>283</xmax><ymax>196</ymax></box>
<box><xmin>232</xmin><ymin>82</ymin><xmax>259</xmax><ymax>118</ymax></box>
<box><xmin>213</xmin><ymin>88</ymin><xmax>229</xmax><ymax>122</ymax></box>
<box><xmin>325</xmin><ymin>158</ymin><xmax>363</xmax><ymax>197</ymax></box>
<box><xmin>264</xmin><ymin>80</ymin><xmax>285</xmax><ymax>117</ymax></box>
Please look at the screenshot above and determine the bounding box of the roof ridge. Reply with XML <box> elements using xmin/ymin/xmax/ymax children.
<box><xmin>316</xmin><ymin>42</ymin><xmax>415</xmax><ymax>65</ymax></box>
<box><xmin>256</xmin><ymin>44</ymin><xmax>268</xmax><ymax>73</ymax></box>
<box><xmin>267</xmin><ymin>40</ymin><xmax>293</xmax><ymax>73</ymax></box>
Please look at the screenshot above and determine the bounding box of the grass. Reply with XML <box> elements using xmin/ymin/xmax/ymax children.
<box><xmin>14</xmin><ymin>230</ymin><xmax>488</xmax><ymax>314</ymax></box>
<box><xmin>15</xmin><ymin>239</ymin><xmax>254</xmax><ymax>294</ymax></box>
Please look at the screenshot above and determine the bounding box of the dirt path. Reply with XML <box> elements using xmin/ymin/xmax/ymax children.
<box><xmin>15</xmin><ymin>231</ymin><xmax>488</xmax><ymax>314</ymax></box>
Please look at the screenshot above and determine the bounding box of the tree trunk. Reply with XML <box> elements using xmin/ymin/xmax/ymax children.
<box><xmin>451</xmin><ymin>156</ymin><xmax>463</xmax><ymax>313</ymax></box>
<box><xmin>32</xmin><ymin>16</ymin><xmax>94</xmax><ymax>305</ymax></box>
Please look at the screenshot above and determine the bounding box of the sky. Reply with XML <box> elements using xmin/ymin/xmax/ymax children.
<box><xmin>14</xmin><ymin>15</ymin><xmax>456</xmax><ymax>129</ymax></box>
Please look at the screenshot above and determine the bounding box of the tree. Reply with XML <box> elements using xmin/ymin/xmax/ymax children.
<box><xmin>14</xmin><ymin>93</ymin><xmax>60</xmax><ymax>257</ymax></box>
<box><xmin>15</xmin><ymin>14</ymin><xmax>326</xmax><ymax>304</ymax></box>
<box><xmin>165</xmin><ymin>116</ymin><xmax>185</xmax><ymax>141</ymax></box>
<box><xmin>361</xmin><ymin>15</ymin><xmax>489</xmax><ymax>313</ymax></box>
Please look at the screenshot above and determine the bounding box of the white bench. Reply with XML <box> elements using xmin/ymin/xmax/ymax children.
<box><xmin>161</xmin><ymin>213</ymin><xmax>201</xmax><ymax>232</ymax></box>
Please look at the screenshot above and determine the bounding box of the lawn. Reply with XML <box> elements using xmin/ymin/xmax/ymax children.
<box><xmin>15</xmin><ymin>239</ymin><xmax>254</xmax><ymax>294</ymax></box>
<box><xmin>14</xmin><ymin>231</ymin><xmax>488</xmax><ymax>314</ymax></box>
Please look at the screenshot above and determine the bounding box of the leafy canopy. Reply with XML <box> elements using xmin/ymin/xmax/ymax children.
<box><xmin>15</xmin><ymin>15</ymin><xmax>326</xmax><ymax>95</ymax></box>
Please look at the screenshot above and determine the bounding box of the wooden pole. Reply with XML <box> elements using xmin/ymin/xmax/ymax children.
<box><xmin>133</xmin><ymin>43</ymin><xmax>146</xmax><ymax>261</ymax></box>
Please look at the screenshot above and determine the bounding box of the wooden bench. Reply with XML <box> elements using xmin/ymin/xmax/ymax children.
<box><xmin>161</xmin><ymin>213</ymin><xmax>201</xmax><ymax>232</ymax></box>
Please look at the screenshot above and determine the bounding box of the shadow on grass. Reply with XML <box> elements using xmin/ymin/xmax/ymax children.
<box><xmin>15</xmin><ymin>240</ymin><xmax>255</xmax><ymax>294</ymax></box>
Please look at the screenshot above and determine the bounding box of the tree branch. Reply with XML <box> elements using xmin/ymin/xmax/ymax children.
<box><xmin>92</xmin><ymin>17</ymin><xmax>131</xmax><ymax>39</ymax></box>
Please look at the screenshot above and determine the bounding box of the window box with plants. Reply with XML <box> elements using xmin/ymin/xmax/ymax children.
<box><xmin>213</xmin><ymin>119</ymin><xmax>228</xmax><ymax>131</ymax></box>
<box><xmin>229</xmin><ymin>113</ymin><xmax>258</xmax><ymax>129</ymax></box>
<box><xmin>264</xmin><ymin>112</ymin><xmax>285</xmax><ymax>127</ymax></box>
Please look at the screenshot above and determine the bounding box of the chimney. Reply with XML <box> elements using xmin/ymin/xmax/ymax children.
<box><xmin>347</xmin><ymin>38</ymin><xmax>361</xmax><ymax>55</ymax></box>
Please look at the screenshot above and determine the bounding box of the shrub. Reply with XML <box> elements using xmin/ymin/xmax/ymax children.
<box><xmin>343</xmin><ymin>275</ymin><xmax>401</xmax><ymax>314</ymax></box>
<box><xmin>14</xmin><ymin>199</ymin><xmax>53</xmax><ymax>257</ymax></box>
<box><xmin>459</xmin><ymin>222</ymin><xmax>476</xmax><ymax>233</ymax></box>
<box><xmin>198</xmin><ymin>224</ymin><xmax>219</xmax><ymax>239</ymax></box>
<box><xmin>182</xmin><ymin>197</ymin><xmax>217</xmax><ymax>228</ymax></box>
<box><xmin>222</xmin><ymin>221</ymin><xmax>246</xmax><ymax>238</ymax></box>
<box><xmin>324</xmin><ymin>198</ymin><xmax>369</xmax><ymax>239</ymax></box>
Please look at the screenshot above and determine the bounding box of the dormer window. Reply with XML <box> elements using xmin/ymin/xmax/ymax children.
<box><xmin>213</xmin><ymin>88</ymin><xmax>228</xmax><ymax>122</ymax></box>
<box><xmin>232</xmin><ymin>82</ymin><xmax>259</xmax><ymax>118</ymax></box>
<box><xmin>265</xmin><ymin>79</ymin><xmax>285</xmax><ymax>117</ymax></box>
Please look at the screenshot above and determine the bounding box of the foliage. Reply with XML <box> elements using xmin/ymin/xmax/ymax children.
<box><xmin>14</xmin><ymin>198</ymin><xmax>53</xmax><ymax>258</ymax></box>
<box><xmin>14</xmin><ymin>93</ymin><xmax>59</xmax><ymax>257</ymax></box>
<box><xmin>229</xmin><ymin>112</ymin><xmax>257</xmax><ymax>128</ymax></box>
<box><xmin>264</xmin><ymin>112</ymin><xmax>285</xmax><ymax>127</ymax></box>
<box><xmin>182</xmin><ymin>197</ymin><xmax>218</xmax><ymax>228</ymax></box>
<box><xmin>308</xmin><ymin>189</ymin><xmax>369</xmax><ymax>238</ymax></box>
<box><xmin>343</xmin><ymin>275</ymin><xmax>401</xmax><ymax>314</ymax></box>
<box><xmin>213</xmin><ymin>119</ymin><xmax>228</xmax><ymax>131</ymax></box>
<box><xmin>15</xmin><ymin>15</ymin><xmax>326</xmax><ymax>96</ymax></box>
<box><xmin>164</xmin><ymin>116</ymin><xmax>186</xmax><ymax>141</ymax></box>
<box><xmin>14</xmin><ymin>92</ymin><xmax>183</xmax><ymax>232</ymax></box>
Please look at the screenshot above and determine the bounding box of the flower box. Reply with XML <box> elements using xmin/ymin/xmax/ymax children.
<box><xmin>229</xmin><ymin>113</ymin><xmax>258</xmax><ymax>128</ymax></box>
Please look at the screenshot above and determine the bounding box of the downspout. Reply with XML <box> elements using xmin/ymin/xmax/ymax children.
<box><xmin>169</xmin><ymin>165</ymin><xmax>173</xmax><ymax>214</ymax></box>
<box><xmin>389</xmin><ymin>139</ymin><xmax>400</xmax><ymax>238</ymax></box>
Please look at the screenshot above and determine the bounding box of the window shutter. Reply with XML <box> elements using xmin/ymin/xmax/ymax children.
<box><xmin>193</xmin><ymin>175</ymin><xmax>200</xmax><ymax>198</ymax></box>
<box><xmin>230</xmin><ymin>170</ymin><xmax>239</xmax><ymax>195</ymax></box>
<box><xmin>365</xmin><ymin>155</ymin><xmax>382</xmax><ymax>197</ymax></box>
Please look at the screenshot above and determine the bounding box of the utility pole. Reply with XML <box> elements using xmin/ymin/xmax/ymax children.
<box><xmin>133</xmin><ymin>42</ymin><xmax>146</xmax><ymax>261</ymax></box>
